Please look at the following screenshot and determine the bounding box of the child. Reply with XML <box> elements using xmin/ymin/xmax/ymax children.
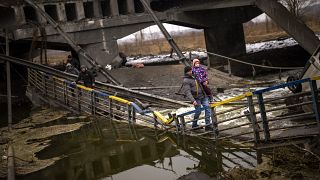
<box><xmin>192</xmin><ymin>59</ymin><xmax>214</xmax><ymax>102</ymax></box>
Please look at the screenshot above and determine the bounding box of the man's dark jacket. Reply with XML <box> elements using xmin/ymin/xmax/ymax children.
<box><xmin>182</xmin><ymin>74</ymin><xmax>205</xmax><ymax>102</ymax></box>
<box><xmin>76</xmin><ymin>70</ymin><xmax>95</xmax><ymax>88</ymax></box>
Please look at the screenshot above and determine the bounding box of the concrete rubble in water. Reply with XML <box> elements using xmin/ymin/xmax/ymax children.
<box><xmin>0</xmin><ymin>109</ymin><xmax>90</xmax><ymax>177</ymax></box>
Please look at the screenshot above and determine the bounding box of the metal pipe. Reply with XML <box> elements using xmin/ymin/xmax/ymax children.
<box><xmin>7</xmin><ymin>144</ymin><xmax>15</xmax><ymax>180</ymax></box>
<box><xmin>310</xmin><ymin>80</ymin><xmax>320</xmax><ymax>134</ymax></box>
<box><xmin>263</xmin><ymin>101</ymin><xmax>312</xmax><ymax>113</ymax></box>
<box><xmin>216</xmin><ymin>104</ymin><xmax>248</xmax><ymax>116</ymax></box>
<box><xmin>211</xmin><ymin>108</ymin><xmax>219</xmax><ymax>138</ymax></box>
<box><xmin>217</xmin><ymin>113</ymin><xmax>248</xmax><ymax>125</ymax></box>
<box><xmin>219</xmin><ymin>130</ymin><xmax>256</xmax><ymax>140</ymax></box>
<box><xmin>262</xmin><ymin>91</ymin><xmax>311</xmax><ymax>104</ymax></box>
<box><xmin>247</xmin><ymin>95</ymin><xmax>260</xmax><ymax>144</ymax></box>
<box><xmin>6</xmin><ymin>29</ymin><xmax>12</xmax><ymax>132</ymax></box>
<box><xmin>139</xmin><ymin>0</ymin><xmax>189</xmax><ymax>66</ymax></box>
<box><xmin>267</xmin><ymin>112</ymin><xmax>314</xmax><ymax>123</ymax></box>
<box><xmin>219</xmin><ymin>122</ymin><xmax>252</xmax><ymax>133</ymax></box>
<box><xmin>257</xmin><ymin>93</ymin><xmax>270</xmax><ymax>141</ymax></box>
<box><xmin>268</xmin><ymin>122</ymin><xmax>318</xmax><ymax>133</ymax></box>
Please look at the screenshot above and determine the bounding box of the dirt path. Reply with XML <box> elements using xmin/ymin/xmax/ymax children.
<box><xmin>110</xmin><ymin>64</ymin><xmax>243</xmax><ymax>101</ymax></box>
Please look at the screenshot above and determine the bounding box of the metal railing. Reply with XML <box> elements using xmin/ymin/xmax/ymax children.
<box><xmin>173</xmin><ymin>76</ymin><xmax>320</xmax><ymax>144</ymax></box>
<box><xmin>28</xmin><ymin>69</ymin><xmax>161</xmax><ymax>129</ymax></box>
<box><xmin>28</xmin><ymin>68</ymin><xmax>320</xmax><ymax>145</ymax></box>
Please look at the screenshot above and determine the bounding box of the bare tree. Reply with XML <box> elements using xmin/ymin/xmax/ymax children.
<box><xmin>280</xmin><ymin>0</ymin><xmax>315</xmax><ymax>19</ymax></box>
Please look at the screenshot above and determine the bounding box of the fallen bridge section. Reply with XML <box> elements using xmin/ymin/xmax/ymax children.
<box><xmin>25</xmin><ymin>62</ymin><xmax>320</xmax><ymax>147</ymax></box>
<box><xmin>0</xmin><ymin>54</ymin><xmax>190</xmax><ymax>108</ymax></box>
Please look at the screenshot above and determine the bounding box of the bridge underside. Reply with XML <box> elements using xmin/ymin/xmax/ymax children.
<box><xmin>1</xmin><ymin>0</ymin><xmax>319</xmax><ymax>78</ymax></box>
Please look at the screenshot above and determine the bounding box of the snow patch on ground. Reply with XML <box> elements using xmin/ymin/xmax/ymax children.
<box><xmin>246</xmin><ymin>38</ymin><xmax>298</xmax><ymax>53</ymax></box>
<box><xmin>125</xmin><ymin>51</ymin><xmax>207</xmax><ymax>66</ymax></box>
<box><xmin>125</xmin><ymin>35</ymin><xmax>320</xmax><ymax>66</ymax></box>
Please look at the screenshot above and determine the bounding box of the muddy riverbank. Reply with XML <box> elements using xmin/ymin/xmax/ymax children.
<box><xmin>223</xmin><ymin>145</ymin><xmax>320</xmax><ymax>179</ymax></box>
<box><xmin>0</xmin><ymin>109</ymin><xmax>90</xmax><ymax>177</ymax></box>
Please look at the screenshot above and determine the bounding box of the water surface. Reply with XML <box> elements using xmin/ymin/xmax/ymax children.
<box><xmin>18</xmin><ymin>118</ymin><xmax>259</xmax><ymax>180</ymax></box>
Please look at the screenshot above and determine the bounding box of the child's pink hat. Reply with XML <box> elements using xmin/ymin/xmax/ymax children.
<box><xmin>192</xmin><ymin>59</ymin><xmax>200</xmax><ymax>66</ymax></box>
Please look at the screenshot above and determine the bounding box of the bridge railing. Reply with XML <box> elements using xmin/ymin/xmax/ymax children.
<box><xmin>28</xmin><ymin>69</ymin><xmax>162</xmax><ymax>129</ymax></box>
<box><xmin>28</xmin><ymin>68</ymin><xmax>320</xmax><ymax>145</ymax></box>
<box><xmin>174</xmin><ymin>77</ymin><xmax>320</xmax><ymax>144</ymax></box>
<box><xmin>252</xmin><ymin>77</ymin><xmax>319</xmax><ymax>143</ymax></box>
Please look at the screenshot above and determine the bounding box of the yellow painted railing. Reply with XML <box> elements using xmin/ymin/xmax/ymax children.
<box><xmin>210</xmin><ymin>92</ymin><xmax>253</xmax><ymax>108</ymax></box>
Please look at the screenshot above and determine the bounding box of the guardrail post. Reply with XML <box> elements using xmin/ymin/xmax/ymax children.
<box><xmin>247</xmin><ymin>95</ymin><xmax>260</xmax><ymax>144</ymax></box>
<box><xmin>211</xmin><ymin>107</ymin><xmax>219</xmax><ymax>139</ymax></box>
<box><xmin>127</xmin><ymin>104</ymin><xmax>132</xmax><ymax>123</ymax></box>
<box><xmin>310</xmin><ymin>79</ymin><xmax>320</xmax><ymax>134</ymax></box>
<box><xmin>35</xmin><ymin>71</ymin><xmax>39</xmax><ymax>89</ymax></box>
<box><xmin>179</xmin><ymin>116</ymin><xmax>186</xmax><ymax>135</ymax></box>
<box><xmin>153</xmin><ymin>114</ymin><xmax>158</xmax><ymax>130</ymax></box>
<box><xmin>41</xmin><ymin>73</ymin><xmax>46</xmax><ymax>95</ymax></box>
<box><xmin>174</xmin><ymin>116</ymin><xmax>180</xmax><ymax>133</ymax></box>
<box><xmin>53</xmin><ymin>78</ymin><xmax>56</xmax><ymax>99</ymax></box>
<box><xmin>227</xmin><ymin>60</ymin><xmax>232</xmax><ymax>77</ymax></box>
<box><xmin>66</xmin><ymin>82</ymin><xmax>70</xmax><ymax>105</ymax></box>
<box><xmin>42</xmin><ymin>74</ymin><xmax>47</xmax><ymax>96</ymax></box>
<box><xmin>109</xmin><ymin>98</ymin><xmax>113</xmax><ymax>119</ymax></box>
<box><xmin>77</xmin><ymin>87</ymin><xmax>81</xmax><ymax>112</ymax></box>
<box><xmin>91</xmin><ymin>92</ymin><xmax>96</xmax><ymax>115</ymax></box>
<box><xmin>63</xmin><ymin>82</ymin><xmax>67</xmax><ymax>105</ymax></box>
<box><xmin>257</xmin><ymin>93</ymin><xmax>270</xmax><ymax>141</ymax></box>
<box><xmin>131</xmin><ymin>105</ymin><xmax>136</xmax><ymax>123</ymax></box>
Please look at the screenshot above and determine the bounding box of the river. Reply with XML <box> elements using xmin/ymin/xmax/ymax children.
<box><xmin>16</xmin><ymin>115</ymin><xmax>259</xmax><ymax>180</ymax></box>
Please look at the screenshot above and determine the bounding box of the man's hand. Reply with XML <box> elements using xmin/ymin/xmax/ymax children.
<box><xmin>193</xmin><ymin>101</ymin><xmax>198</xmax><ymax>106</ymax></box>
<box><xmin>92</xmin><ymin>83</ymin><xmax>95</xmax><ymax>87</ymax></box>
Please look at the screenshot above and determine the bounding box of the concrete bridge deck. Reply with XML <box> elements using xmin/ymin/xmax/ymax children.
<box><xmin>1</xmin><ymin>0</ymin><xmax>319</xmax><ymax>78</ymax></box>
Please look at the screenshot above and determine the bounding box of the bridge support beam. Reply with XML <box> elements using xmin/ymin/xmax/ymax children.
<box><xmin>36</xmin><ymin>4</ymin><xmax>47</xmax><ymax>24</ymax></box>
<box><xmin>93</xmin><ymin>0</ymin><xmax>103</xmax><ymax>18</ymax></box>
<box><xmin>127</xmin><ymin>0</ymin><xmax>135</xmax><ymax>14</ymax></box>
<box><xmin>255</xmin><ymin>0</ymin><xmax>320</xmax><ymax>54</ymax></box>
<box><xmin>110</xmin><ymin>0</ymin><xmax>119</xmax><ymax>16</ymax></box>
<box><xmin>13</xmin><ymin>6</ymin><xmax>26</xmax><ymax>26</ymax></box>
<box><xmin>57</xmin><ymin>3</ymin><xmax>67</xmax><ymax>22</ymax></box>
<box><xmin>204</xmin><ymin>23</ymin><xmax>246</xmax><ymax>66</ymax></box>
<box><xmin>80</xmin><ymin>39</ymin><xmax>119</xmax><ymax>80</ymax></box>
<box><xmin>75</xmin><ymin>1</ymin><xmax>85</xmax><ymax>20</ymax></box>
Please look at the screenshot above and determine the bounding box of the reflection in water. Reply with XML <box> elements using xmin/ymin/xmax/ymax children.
<box><xmin>19</xmin><ymin>119</ymin><xmax>260</xmax><ymax>180</ymax></box>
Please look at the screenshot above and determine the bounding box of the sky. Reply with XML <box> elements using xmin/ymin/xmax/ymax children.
<box><xmin>118</xmin><ymin>0</ymin><xmax>320</xmax><ymax>43</ymax></box>
<box><xmin>117</xmin><ymin>14</ymin><xmax>268</xmax><ymax>43</ymax></box>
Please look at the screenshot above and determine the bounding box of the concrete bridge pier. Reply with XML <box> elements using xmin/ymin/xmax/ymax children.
<box><xmin>204</xmin><ymin>23</ymin><xmax>246</xmax><ymax>66</ymax></box>
<box><xmin>80</xmin><ymin>38</ymin><xmax>120</xmax><ymax>76</ymax></box>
